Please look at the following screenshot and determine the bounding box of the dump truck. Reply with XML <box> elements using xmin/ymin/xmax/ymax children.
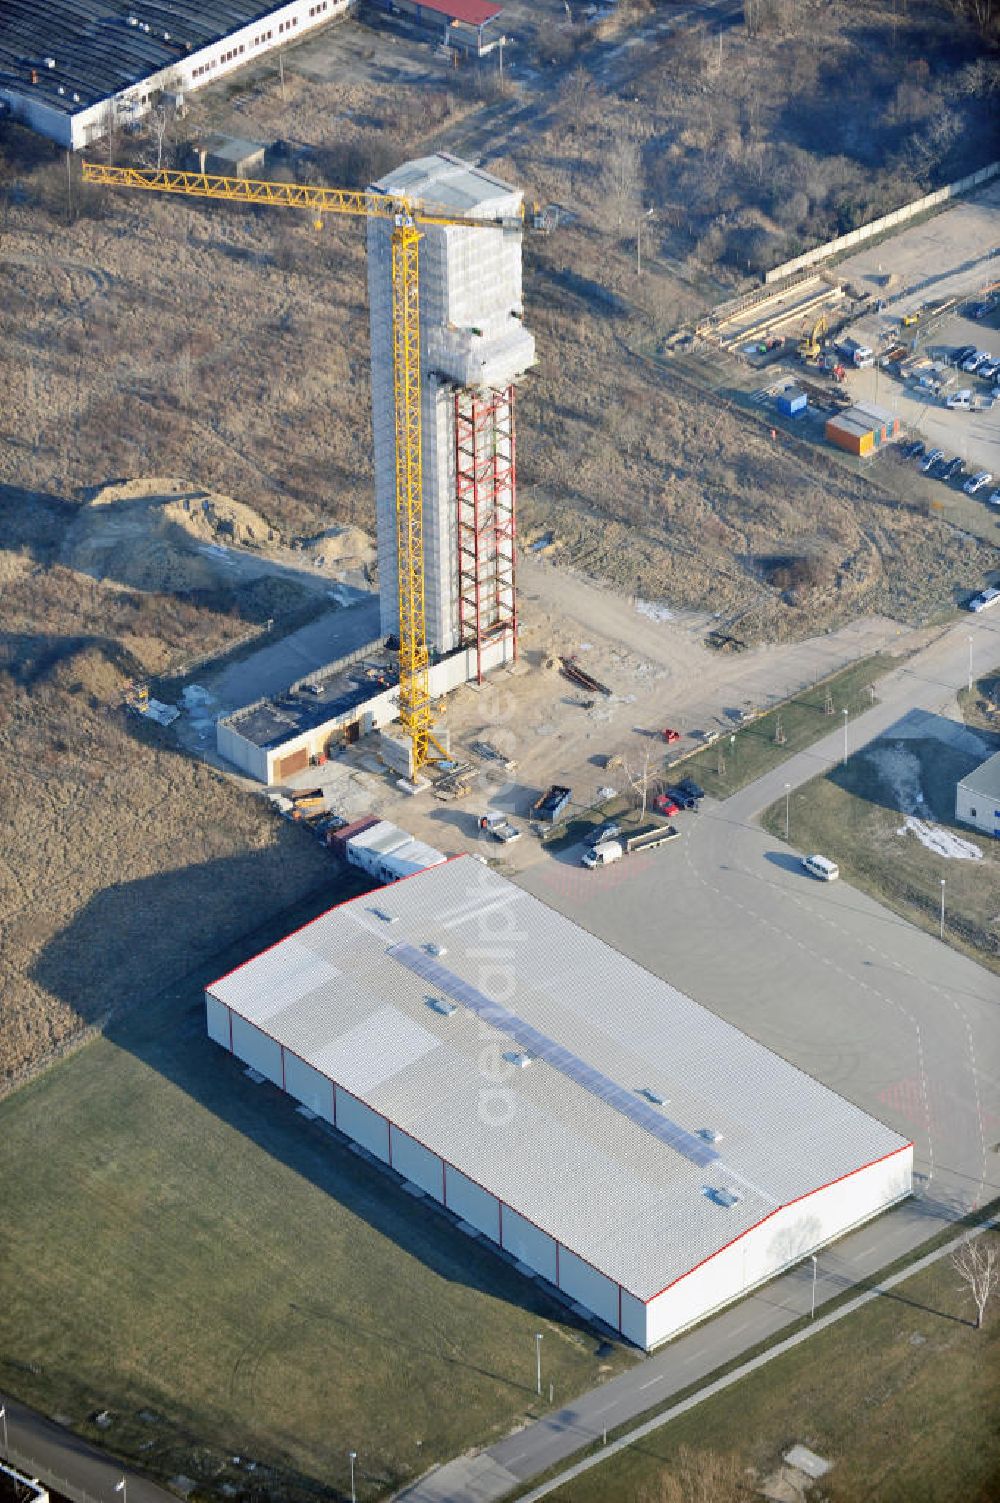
<box><xmin>479</xmin><ymin>810</ymin><xmax>522</xmax><ymax>843</ymax></box>
<box><xmin>532</xmin><ymin>785</ymin><xmax>572</xmax><ymax>823</ymax></box>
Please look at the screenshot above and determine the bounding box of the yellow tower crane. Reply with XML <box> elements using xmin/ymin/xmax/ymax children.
<box><xmin>81</xmin><ymin>162</ymin><xmax>524</xmax><ymax>773</ymax></box>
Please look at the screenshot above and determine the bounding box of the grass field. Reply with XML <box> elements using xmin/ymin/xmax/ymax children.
<box><xmin>543</xmin><ymin>1230</ymin><xmax>1000</xmax><ymax>1503</ymax></box>
<box><xmin>672</xmin><ymin>654</ymin><xmax>900</xmax><ymax>799</ymax></box>
<box><xmin>0</xmin><ymin>897</ymin><xmax>636</xmax><ymax>1502</ymax></box>
<box><xmin>758</xmin><ymin>681</ymin><xmax>1000</xmax><ymax>972</ymax></box>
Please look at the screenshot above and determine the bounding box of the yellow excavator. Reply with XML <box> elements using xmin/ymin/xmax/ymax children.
<box><xmin>798</xmin><ymin>313</ymin><xmax>828</xmax><ymax>362</ymax></box>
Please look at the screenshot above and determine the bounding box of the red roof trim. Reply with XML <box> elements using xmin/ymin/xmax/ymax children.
<box><xmin>642</xmin><ymin>1141</ymin><xmax>914</xmax><ymax>1305</ymax></box>
<box><xmin>408</xmin><ymin>0</ymin><xmax>503</xmax><ymax>27</ymax></box>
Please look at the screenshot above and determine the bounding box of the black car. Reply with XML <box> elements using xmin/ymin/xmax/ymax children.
<box><xmin>675</xmin><ymin>776</ymin><xmax>706</xmax><ymax>801</ymax></box>
<box><xmin>903</xmin><ymin>440</ymin><xmax>925</xmax><ymax>459</ymax></box>
<box><xmin>954</xmin><ymin>344</ymin><xmax>977</xmax><ymax>364</ymax></box>
<box><xmin>665</xmin><ymin>785</ymin><xmax>699</xmax><ymax>810</ymax></box>
<box><xmin>942</xmin><ymin>457</ymin><xmax>965</xmax><ymax>481</ymax></box>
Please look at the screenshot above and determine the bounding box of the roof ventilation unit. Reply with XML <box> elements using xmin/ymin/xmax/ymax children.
<box><xmin>698</xmin><ymin>1127</ymin><xmax>723</xmax><ymax>1144</ymax></box>
<box><xmin>128</xmin><ymin>14</ymin><xmax>139</xmax><ymax>24</ymax></box>
<box><xmin>503</xmin><ymin>1050</ymin><xmax>533</xmax><ymax>1069</ymax></box>
<box><xmin>425</xmin><ymin>942</ymin><xmax>448</xmax><ymax>957</ymax></box>
<box><xmin>639</xmin><ymin>1088</ymin><xmax>666</xmax><ymax>1106</ymax></box>
<box><xmin>427</xmin><ymin>997</ymin><xmax>456</xmax><ymax>1018</ymax></box>
<box><xmin>705</xmin><ymin>1187</ymin><xmax>742</xmax><ymax>1208</ymax></box>
<box><xmin>72</xmin><ymin>91</ymin><xmax>80</xmax><ymax>101</ymax></box>
<box><xmin>44</xmin><ymin>57</ymin><xmax>56</xmax><ymax>68</ymax></box>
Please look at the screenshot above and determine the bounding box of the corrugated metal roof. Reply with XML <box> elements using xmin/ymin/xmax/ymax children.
<box><xmin>374</xmin><ymin>152</ymin><xmax>521</xmax><ymax>218</ymax></box>
<box><xmin>208</xmin><ymin>857</ymin><xmax>909</xmax><ymax>1298</ymax></box>
<box><xmin>0</xmin><ymin>1</ymin><xmax>291</xmax><ymax>116</ymax></box>
<box><xmin>959</xmin><ymin>748</ymin><xmax>1000</xmax><ymax>801</ymax></box>
<box><xmin>401</xmin><ymin>0</ymin><xmax>502</xmax><ymax>26</ymax></box>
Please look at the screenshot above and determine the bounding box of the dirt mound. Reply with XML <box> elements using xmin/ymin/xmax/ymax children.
<box><xmin>61</xmin><ymin>478</ymin><xmax>374</xmax><ymax>595</ymax></box>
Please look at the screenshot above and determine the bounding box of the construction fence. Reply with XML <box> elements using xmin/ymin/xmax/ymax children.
<box><xmin>765</xmin><ymin>160</ymin><xmax>1000</xmax><ymax>284</ymax></box>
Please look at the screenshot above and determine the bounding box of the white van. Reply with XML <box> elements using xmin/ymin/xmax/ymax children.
<box><xmin>802</xmin><ymin>853</ymin><xmax>839</xmax><ymax>881</ymax></box>
<box><xmin>946</xmin><ymin>389</ymin><xmax>973</xmax><ymax>410</ymax></box>
<box><xmin>582</xmin><ymin>840</ymin><xmax>623</xmax><ymax>869</ymax></box>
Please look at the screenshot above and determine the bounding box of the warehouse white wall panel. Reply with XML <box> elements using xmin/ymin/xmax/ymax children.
<box><xmin>206</xmin><ymin>995</ymin><xmax>232</xmax><ymax>1050</ymax></box>
<box><xmin>336</xmin><ymin>1090</ymin><xmax>391</xmax><ymax>1163</ymax></box>
<box><xmin>445</xmin><ymin>1166</ymin><xmax>501</xmax><ymax>1241</ymax></box>
<box><xmin>231</xmin><ymin>1016</ymin><xmax>282</xmax><ymax>1086</ymax></box>
<box><xmin>559</xmin><ymin>1249</ymin><xmax>620</xmax><ymax>1331</ymax></box>
<box><xmin>620</xmin><ymin>1289</ymin><xmax>648</xmax><ymax>1349</ymax></box>
<box><xmin>501</xmin><ymin>1206</ymin><xmax>557</xmax><ymax>1285</ymax></box>
<box><xmin>284</xmin><ymin>1053</ymin><xmax>335</xmax><ymax>1123</ymax></box>
<box><xmin>390</xmin><ymin>1129</ymin><xmax>445</xmax><ymax>1203</ymax></box>
<box><xmin>646</xmin><ymin>1146</ymin><xmax>913</xmax><ymax>1348</ymax></box>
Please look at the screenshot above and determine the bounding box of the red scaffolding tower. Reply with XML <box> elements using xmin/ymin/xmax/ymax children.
<box><xmin>455</xmin><ymin>384</ymin><xmax>518</xmax><ymax>684</ymax></box>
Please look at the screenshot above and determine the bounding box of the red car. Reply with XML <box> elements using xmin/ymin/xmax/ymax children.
<box><xmin>653</xmin><ymin>794</ymin><xmax>680</xmax><ymax>816</ymax></box>
<box><xmin>662</xmin><ymin>727</ymin><xmax>680</xmax><ymax>743</ymax></box>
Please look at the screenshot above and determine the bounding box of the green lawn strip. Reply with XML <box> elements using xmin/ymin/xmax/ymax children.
<box><xmin>672</xmin><ymin>653</ymin><xmax>901</xmax><ymax>800</ymax></box>
<box><xmin>0</xmin><ymin>883</ymin><xmax>637</xmax><ymax>1502</ymax></box>
<box><xmin>522</xmin><ymin>1216</ymin><xmax>1000</xmax><ymax>1503</ymax></box>
<box><xmin>759</xmin><ymin>731</ymin><xmax>1000</xmax><ymax>974</ymax></box>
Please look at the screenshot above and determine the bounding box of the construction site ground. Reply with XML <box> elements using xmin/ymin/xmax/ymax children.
<box><xmin>265</xmin><ymin>555</ymin><xmax>925</xmax><ymax>870</ymax></box>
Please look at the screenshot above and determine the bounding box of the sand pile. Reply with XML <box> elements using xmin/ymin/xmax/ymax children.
<box><xmin>61</xmin><ymin>478</ymin><xmax>374</xmax><ymax>594</ymax></box>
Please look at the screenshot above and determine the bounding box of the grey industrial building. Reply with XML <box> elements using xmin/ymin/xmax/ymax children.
<box><xmin>956</xmin><ymin>748</ymin><xmax>1000</xmax><ymax>838</ymax></box>
<box><xmin>0</xmin><ymin>0</ymin><xmax>352</xmax><ymax>149</ymax></box>
<box><xmin>206</xmin><ymin>857</ymin><xmax>914</xmax><ymax>1348</ymax></box>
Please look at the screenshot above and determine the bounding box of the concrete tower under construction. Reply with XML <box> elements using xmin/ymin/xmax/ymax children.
<box><xmin>367</xmin><ymin>153</ymin><xmax>536</xmax><ymax>685</ymax></box>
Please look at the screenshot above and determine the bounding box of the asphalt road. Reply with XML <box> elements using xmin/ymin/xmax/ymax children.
<box><xmin>0</xmin><ymin>1393</ymin><xmax>176</xmax><ymax>1503</ymax></box>
<box><xmin>398</xmin><ymin>611</ymin><xmax>1000</xmax><ymax>1502</ymax></box>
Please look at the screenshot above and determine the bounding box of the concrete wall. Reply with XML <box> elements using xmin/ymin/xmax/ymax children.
<box><xmin>765</xmin><ymin>161</ymin><xmax>1000</xmax><ymax>283</ymax></box>
<box><xmin>217</xmin><ymin>717</ymin><xmax>269</xmax><ymax>782</ymax></box>
<box><xmin>644</xmin><ymin>1145</ymin><xmax>913</xmax><ymax>1348</ymax></box>
<box><xmin>956</xmin><ymin>779</ymin><xmax>1000</xmax><ymax>837</ymax></box>
<box><xmin>217</xmin><ymin>633</ymin><xmax>513</xmax><ymax>784</ymax></box>
<box><xmin>1</xmin><ymin>0</ymin><xmax>352</xmax><ymax>151</ymax></box>
<box><xmin>367</xmin><ymin>162</ymin><xmax>532</xmax><ymax>657</ymax></box>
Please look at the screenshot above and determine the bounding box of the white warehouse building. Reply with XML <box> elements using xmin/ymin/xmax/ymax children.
<box><xmin>0</xmin><ymin>0</ymin><xmax>352</xmax><ymax>151</ymax></box>
<box><xmin>205</xmin><ymin>857</ymin><xmax>913</xmax><ymax>1349</ymax></box>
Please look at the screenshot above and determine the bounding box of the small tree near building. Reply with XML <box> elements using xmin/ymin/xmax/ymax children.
<box><xmin>952</xmin><ymin>1233</ymin><xmax>999</xmax><ymax>1329</ymax></box>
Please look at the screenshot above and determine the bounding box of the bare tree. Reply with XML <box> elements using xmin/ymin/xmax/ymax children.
<box><xmin>99</xmin><ymin>101</ymin><xmax>119</xmax><ymax>165</ymax></box>
<box><xmin>623</xmin><ymin>749</ymin><xmax>654</xmax><ymax>822</ymax></box>
<box><xmin>952</xmin><ymin>1234</ymin><xmax>1000</xmax><ymax>1329</ymax></box>
<box><xmin>638</xmin><ymin>1445</ymin><xmax>752</xmax><ymax>1503</ymax></box>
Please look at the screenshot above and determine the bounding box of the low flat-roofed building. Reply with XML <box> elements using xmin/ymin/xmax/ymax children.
<box><xmin>825</xmin><ymin>402</ymin><xmax>901</xmax><ymax>457</ymax></box>
<box><xmin>205</xmin><ymin>857</ymin><xmax>913</xmax><ymax>1349</ymax></box>
<box><xmin>369</xmin><ymin>0</ymin><xmax>504</xmax><ymax>55</ymax></box>
<box><xmin>956</xmin><ymin>747</ymin><xmax>1000</xmax><ymax>837</ymax></box>
<box><xmin>0</xmin><ymin>0</ymin><xmax>353</xmax><ymax>150</ymax></box>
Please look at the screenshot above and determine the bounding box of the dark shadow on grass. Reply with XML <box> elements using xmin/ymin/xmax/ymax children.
<box><xmin>30</xmin><ymin>857</ymin><xmax>621</xmax><ymax>1385</ymax></box>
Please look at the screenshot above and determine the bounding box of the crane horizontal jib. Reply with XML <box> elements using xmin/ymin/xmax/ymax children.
<box><xmin>79</xmin><ymin>163</ymin><xmax>523</xmax><ymax>232</ymax></box>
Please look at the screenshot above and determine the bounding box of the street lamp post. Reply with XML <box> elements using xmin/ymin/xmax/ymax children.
<box><xmin>810</xmin><ymin>1255</ymin><xmax>818</xmax><ymax>1319</ymax></box>
<box><xmin>968</xmin><ymin>635</ymin><xmax>974</xmax><ymax>694</ymax></box>
<box><xmin>535</xmin><ymin>1332</ymin><xmax>543</xmax><ymax>1397</ymax></box>
<box><xmin>0</xmin><ymin>1404</ymin><xmax>8</xmax><ymax>1456</ymax></box>
<box><xmin>842</xmin><ymin>708</ymin><xmax>848</xmax><ymax>766</ymax></box>
<box><xmin>940</xmin><ymin>878</ymin><xmax>946</xmax><ymax>941</ymax></box>
<box><xmin>115</xmin><ymin>1479</ymin><xmax>127</xmax><ymax>1503</ymax></box>
<box><xmin>784</xmin><ymin>782</ymin><xmax>791</xmax><ymax>841</ymax></box>
<box><xmin>348</xmin><ymin>1451</ymin><xmax>357</xmax><ymax>1503</ymax></box>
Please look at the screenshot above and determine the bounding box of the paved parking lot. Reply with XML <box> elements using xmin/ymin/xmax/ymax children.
<box><xmin>517</xmin><ymin>616</ymin><xmax>1000</xmax><ymax>1222</ymax></box>
<box><xmin>837</xmin><ymin>180</ymin><xmax>1000</xmax><ymax>473</ymax></box>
